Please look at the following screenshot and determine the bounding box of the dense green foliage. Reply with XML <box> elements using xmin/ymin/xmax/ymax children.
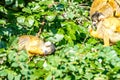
<box><xmin>1</xmin><ymin>0</ymin><xmax>120</xmax><ymax>80</ymax></box>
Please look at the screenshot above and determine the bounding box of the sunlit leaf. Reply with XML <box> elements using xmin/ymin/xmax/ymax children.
<box><xmin>11</xmin><ymin>62</ymin><xmax>19</xmax><ymax>67</ymax></box>
<box><xmin>45</xmin><ymin>15</ymin><xmax>56</xmax><ymax>22</ymax></box>
<box><xmin>17</xmin><ymin>16</ymin><xmax>25</xmax><ymax>24</ymax></box>
<box><xmin>0</xmin><ymin>20</ymin><xmax>6</xmax><ymax>25</ymax></box>
<box><xmin>45</xmin><ymin>72</ymin><xmax>52</xmax><ymax>80</ymax></box>
<box><xmin>14</xmin><ymin>75</ymin><xmax>21</xmax><ymax>80</ymax></box>
<box><xmin>26</xmin><ymin>16</ymin><xmax>34</xmax><ymax>27</ymax></box>
<box><xmin>8</xmin><ymin>73</ymin><xmax>14</xmax><ymax>80</ymax></box>
<box><xmin>22</xmin><ymin>7</ymin><xmax>32</xmax><ymax>14</ymax></box>
<box><xmin>0</xmin><ymin>69</ymin><xmax>7</xmax><ymax>76</ymax></box>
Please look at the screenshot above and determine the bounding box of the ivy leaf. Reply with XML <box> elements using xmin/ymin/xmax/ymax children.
<box><xmin>8</xmin><ymin>51</ymin><xmax>16</xmax><ymax>62</ymax></box>
<box><xmin>45</xmin><ymin>72</ymin><xmax>53</xmax><ymax>80</ymax></box>
<box><xmin>22</xmin><ymin>7</ymin><xmax>32</xmax><ymax>14</ymax></box>
<box><xmin>8</xmin><ymin>73</ymin><xmax>14</xmax><ymax>80</ymax></box>
<box><xmin>64</xmin><ymin>75</ymin><xmax>72</xmax><ymax>80</ymax></box>
<box><xmin>17</xmin><ymin>16</ymin><xmax>25</xmax><ymax>24</ymax></box>
<box><xmin>7</xmin><ymin>69</ymin><xmax>17</xmax><ymax>80</ymax></box>
<box><xmin>14</xmin><ymin>75</ymin><xmax>21</xmax><ymax>80</ymax></box>
<box><xmin>0</xmin><ymin>69</ymin><xmax>8</xmax><ymax>76</ymax></box>
<box><xmin>26</xmin><ymin>16</ymin><xmax>34</xmax><ymax>27</ymax></box>
<box><xmin>45</xmin><ymin>15</ymin><xmax>56</xmax><ymax>22</ymax></box>
<box><xmin>48</xmin><ymin>34</ymin><xmax>64</xmax><ymax>42</ymax></box>
<box><xmin>11</xmin><ymin>62</ymin><xmax>19</xmax><ymax>67</ymax></box>
<box><xmin>0</xmin><ymin>20</ymin><xmax>6</xmax><ymax>25</ymax></box>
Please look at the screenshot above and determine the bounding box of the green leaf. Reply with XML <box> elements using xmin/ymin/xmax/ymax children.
<box><xmin>57</xmin><ymin>28</ymin><xmax>65</xmax><ymax>34</ymax></box>
<box><xmin>28</xmin><ymin>61</ymin><xmax>36</xmax><ymax>67</ymax></box>
<box><xmin>67</xmin><ymin>12</ymin><xmax>75</xmax><ymax>19</ymax></box>
<box><xmin>8</xmin><ymin>73</ymin><xmax>14</xmax><ymax>80</ymax></box>
<box><xmin>40</xmin><ymin>0</ymin><xmax>54</xmax><ymax>6</ymax></box>
<box><xmin>14</xmin><ymin>75</ymin><xmax>21</xmax><ymax>80</ymax></box>
<box><xmin>21</xmin><ymin>69</ymin><xmax>29</xmax><ymax>76</ymax></box>
<box><xmin>18</xmin><ymin>50</ymin><xmax>28</xmax><ymax>62</ymax></box>
<box><xmin>11</xmin><ymin>62</ymin><xmax>19</xmax><ymax>67</ymax></box>
<box><xmin>22</xmin><ymin>7</ymin><xmax>32</xmax><ymax>14</ymax></box>
<box><xmin>84</xmin><ymin>73</ymin><xmax>93</xmax><ymax>80</ymax></box>
<box><xmin>0</xmin><ymin>69</ymin><xmax>7</xmax><ymax>76</ymax></box>
<box><xmin>64</xmin><ymin>75</ymin><xmax>72</xmax><ymax>80</ymax></box>
<box><xmin>17</xmin><ymin>16</ymin><xmax>25</xmax><ymax>24</ymax></box>
<box><xmin>26</xmin><ymin>16</ymin><xmax>34</xmax><ymax>27</ymax></box>
<box><xmin>45</xmin><ymin>72</ymin><xmax>52</xmax><ymax>80</ymax></box>
<box><xmin>45</xmin><ymin>15</ymin><xmax>56</xmax><ymax>22</ymax></box>
<box><xmin>9</xmin><ymin>36</ymin><xmax>18</xmax><ymax>49</ymax></box>
<box><xmin>58</xmin><ymin>15</ymin><xmax>64</xmax><ymax>20</ymax></box>
<box><xmin>68</xmin><ymin>64</ymin><xmax>76</xmax><ymax>71</ymax></box>
<box><xmin>8</xmin><ymin>51</ymin><xmax>16</xmax><ymax>62</ymax></box>
<box><xmin>0</xmin><ymin>20</ymin><xmax>6</xmax><ymax>25</ymax></box>
<box><xmin>54</xmin><ymin>34</ymin><xmax>64</xmax><ymax>42</ymax></box>
<box><xmin>30</xmin><ymin>68</ymin><xmax>47</xmax><ymax>80</ymax></box>
<box><xmin>47</xmin><ymin>34</ymin><xmax>64</xmax><ymax>42</ymax></box>
<box><xmin>36</xmin><ymin>60</ymin><xmax>44</xmax><ymax>68</ymax></box>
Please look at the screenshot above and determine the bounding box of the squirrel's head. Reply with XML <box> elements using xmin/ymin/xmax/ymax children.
<box><xmin>42</xmin><ymin>41</ymin><xmax>55</xmax><ymax>55</ymax></box>
<box><xmin>91</xmin><ymin>11</ymin><xmax>105</xmax><ymax>26</ymax></box>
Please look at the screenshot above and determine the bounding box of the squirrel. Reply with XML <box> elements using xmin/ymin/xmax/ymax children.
<box><xmin>90</xmin><ymin>0</ymin><xmax>120</xmax><ymax>26</ymax></box>
<box><xmin>89</xmin><ymin>16</ymin><xmax>120</xmax><ymax>46</ymax></box>
<box><xmin>18</xmin><ymin>35</ymin><xmax>55</xmax><ymax>56</ymax></box>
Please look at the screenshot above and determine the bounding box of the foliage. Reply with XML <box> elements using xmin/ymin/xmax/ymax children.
<box><xmin>0</xmin><ymin>0</ymin><xmax>120</xmax><ymax>80</ymax></box>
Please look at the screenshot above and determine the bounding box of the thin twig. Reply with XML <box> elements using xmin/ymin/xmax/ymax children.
<box><xmin>36</xmin><ymin>21</ymin><xmax>45</xmax><ymax>37</ymax></box>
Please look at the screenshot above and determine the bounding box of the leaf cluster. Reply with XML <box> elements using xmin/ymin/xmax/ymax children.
<box><xmin>1</xmin><ymin>0</ymin><xmax>120</xmax><ymax>80</ymax></box>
